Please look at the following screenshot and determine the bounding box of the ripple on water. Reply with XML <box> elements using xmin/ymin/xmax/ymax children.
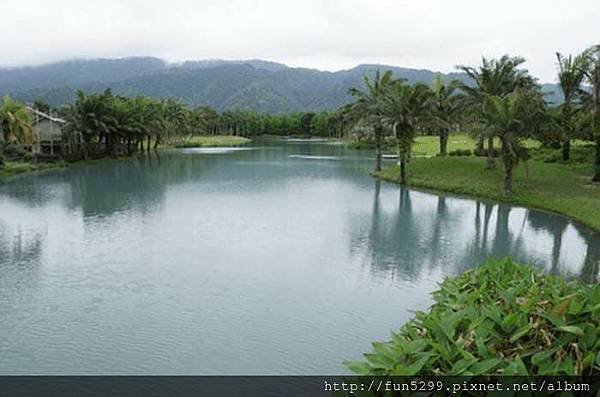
<box><xmin>174</xmin><ymin>147</ymin><xmax>255</xmax><ymax>154</ymax></box>
<box><xmin>288</xmin><ymin>155</ymin><xmax>340</xmax><ymax>161</ymax></box>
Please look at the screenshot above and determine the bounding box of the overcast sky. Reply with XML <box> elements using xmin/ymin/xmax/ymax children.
<box><xmin>1</xmin><ymin>0</ymin><xmax>598</xmax><ymax>82</ymax></box>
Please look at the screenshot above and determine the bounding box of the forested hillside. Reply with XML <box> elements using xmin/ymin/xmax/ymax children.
<box><xmin>0</xmin><ymin>57</ymin><xmax>563</xmax><ymax>112</ymax></box>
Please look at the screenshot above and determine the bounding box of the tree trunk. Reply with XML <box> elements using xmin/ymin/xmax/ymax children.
<box><xmin>110</xmin><ymin>137</ymin><xmax>118</xmax><ymax>158</ymax></box>
<box><xmin>592</xmin><ymin>140</ymin><xmax>600</xmax><ymax>182</ymax></box>
<box><xmin>374</xmin><ymin>124</ymin><xmax>382</xmax><ymax>172</ymax></box>
<box><xmin>439</xmin><ymin>129</ymin><xmax>448</xmax><ymax>157</ymax></box>
<box><xmin>399</xmin><ymin>147</ymin><xmax>407</xmax><ymax>184</ymax></box>
<box><xmin>146</xmin><ymin>135</ymin><xmax>151</xmax><ymax>152</ymax></box>
<box><xmin>154</xmin><ymin>134</ymin><xmax>161</xmax><ymax>149</ymax></box>
<box><xmin>562</xmin><ymin>138</ymin><xmax>571</xmax><ymax>161</ymax></box>
<box><xmin>581</xmin><ymin>243</ymin><xmax>600</xmax><ymax>284</ymax></box>
<box><xmin>486</xmin><ymin>135</ymin><xmax>496</xmax><ymax>169</ymax></box>
<box><xmin>475</xmin><ymin>133</ymin><xmax>484</xmax><ymax>154</ymax></box>
<box><xmin>501</xmin><ymin>137</ymin><xmax>513</xmax><ymax>195</ymax></box>
<box><xmin>105</xmin><ymin>135</ymin><xmax>112</xmax><ymax>156</ymax></box>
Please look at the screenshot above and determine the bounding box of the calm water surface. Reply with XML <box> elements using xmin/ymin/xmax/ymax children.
<box><xmin>0</xmin><ymin>140</ymin><xmax>598</xmax><ymax>374</ymax></box>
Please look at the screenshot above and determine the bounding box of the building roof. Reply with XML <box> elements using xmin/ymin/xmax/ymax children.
<box><xmin>26</xmin><ymin>106</ymin><xmax>66</xmax><ymax>124</ymax></box>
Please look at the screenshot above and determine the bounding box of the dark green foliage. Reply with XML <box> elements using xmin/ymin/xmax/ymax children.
<box><xmin>1</xmin><ymin>143</ymin><xmax>29</xmax><ymax>161</ymax></box>
<box><xmin>448</xmin><ymin>149</ymin><xmax>472</xmax><ymax>156</ymax></box>
<box><xmin>347</xmin><ymin>259</ymin><xmax>600</xmax><ymax>376</ymax></box>
<box><xmin>300</xmin><ymin>113</ymin><xmax>315</xmax><ymax>136</ymax></box>
<box><xmin>534</xmin><ymin>143</ymin><xmax>594</xmax><ymax>164</ymax></box>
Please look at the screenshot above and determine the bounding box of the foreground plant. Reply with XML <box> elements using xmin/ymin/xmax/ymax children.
<box><xmin>347</xmin><ymin>259</ymin><xmax>599</xmax><ymax>376</ymax></box>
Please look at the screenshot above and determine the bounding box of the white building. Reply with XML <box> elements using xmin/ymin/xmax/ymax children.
<box><xmin>27</xmin><ymin>107</ymin><xmax>66</xmax><ymax>155</ymax></box>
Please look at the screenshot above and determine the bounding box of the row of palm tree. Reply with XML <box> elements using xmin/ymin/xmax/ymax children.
<box><xmin>1</xmin><ymin>91</ymin><xmax>350</xmax><ymax>161</ymax></box>
<box><xmin>346</xmin><ymin>44</ymin><xmax>600</xmax><ymax>194</ymax></box>
<box><xmin>59</xmin><ymin>91</ymin><xmax>340</xmax><ymax>158</ymax></box>
<box><xmin>59</xmin><ymin>90</ymin><xmax>189</xmax><ymax>158</ymax></box>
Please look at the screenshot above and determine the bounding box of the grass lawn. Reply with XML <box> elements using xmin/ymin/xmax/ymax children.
<box><xmin>411</xmin><ymin>134</ymin><xmax>545</xmax><ymax>157</ymax></box>
<box><xmin>412</xmin><ymin>134</ymin><xmax>474</xmax><ymax>156</ymax></box>
<box><xmin>175</xmin><ymin>135</ymin><xmax>251</xmax><ymax>148</ymax></box>
<box><xmin>348</xmin><ymin>133</ymin><xmax>539</xmax><ymax>154</ymax></box>
<box><xmin>375</xmin><ymin>154</ymin><xmax>600</xmax><ymax>231</ymax></box>
<box><xmin>0</xmin><ymin>160</ymin><xmax>65</xmax><ymax>179</ymax></box>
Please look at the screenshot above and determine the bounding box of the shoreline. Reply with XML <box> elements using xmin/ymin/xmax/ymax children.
<box><xmin>373</xmin><ymin>158</ymin><xmax>600</xmax><ymax>233</ymax></box>
<box><xmin>0</xmin><ymin>161</ymin><xmax>67</xmax><ymax>180</ymax></box>
<box><xmin>1</xmin><ymin>136</ymin><xmax>252</xmax><ymax>181</ymax></box>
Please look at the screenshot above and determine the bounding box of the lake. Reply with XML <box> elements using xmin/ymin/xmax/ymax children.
<box><xmin>0</xmin><ymin>139</ymin><xmax>598</xmax><ymax>374</ymax></box>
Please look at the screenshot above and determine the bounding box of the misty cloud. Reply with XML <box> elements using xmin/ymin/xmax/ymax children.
<box><xmin>1</xmin><ymin>0</ymin><xmax>598</xmax><ymax>82</ymax></box>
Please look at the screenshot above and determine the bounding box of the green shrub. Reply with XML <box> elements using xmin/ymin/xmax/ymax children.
<box><xmin>448</xmin><ymin>149</ymin><xmax>472</xmax><ymax>157</ymax></box>
<box><xmin>2</xmin><ymin>143</ymin><xmax>28</xmax><ymax>160</ymax></box>
<box><xmin>347</xmin><ymin>259</ymin><xmax>599</xmax><ymax>376</ymax></box>
<box><xmin>533</xmin><ymin>144</ymin><xmax>594</xmax><ymax>164</ymax></box>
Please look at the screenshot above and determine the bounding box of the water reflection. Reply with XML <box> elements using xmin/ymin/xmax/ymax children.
<box><xmin>0</xmin><ymin>226</ymin><xmax>43</xmax><ymax>298</ymax></box>
<box><xmin>0</xmin><ymin>140</ymin><xmax>598</xmax><ymax>375</ymax></box>
<box><xmin>359</xmin><ymin>181</ymin><xmax>599</xmax><ymax>283</ymax></box>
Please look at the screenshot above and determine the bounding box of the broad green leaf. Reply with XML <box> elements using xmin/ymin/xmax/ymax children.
<box><xmin>509</xmin><ymin>325</ymin><xmax>530</xmax><ymax>343</ymax></box>
<box><xmin>556</xmin><ymin>325</ymin><xmax>584</xmax><ymax>336</ymax></box>
<box><xmin>346</xmin><ymin>361</ymin><xmax>372</xmax><ymax>375</ymax></box>
<box><xmin>468</xmin><ymin>358</ymin><xmax>502</xmax><ymax>375</ymax></box>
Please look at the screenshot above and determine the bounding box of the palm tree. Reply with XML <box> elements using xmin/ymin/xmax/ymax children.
<box><xmin>0</xmin><ymin>95</ymin><xmax>33</xmax><ymax>145</ymax></box>
<box><xmin>456</xmin><ymin>55</ymin><xmax>537</xmax><ymax>169</ymax></box>
<box><xmin>429</xmin><ymin>75</ymin><xmax>463</xmax><ymax>156</ymax></box>
<box><xmin>162</xmin><ymin>98</ymin><xmax>190</xmax><ymax>146</ymax></box>
<box><xmin>581</xmin><ymin>44</ymin><xmax>600</xmax><ymax>181</ymax></box>
<box><xmin>348</xmin><ymin>70</ymin><xmax>395</xmax><ymax>172</ymax></box>
<box><xmin>63</xmin><ymin>90</ymin><xmax>116</xmax><ymax>158</ymax></box>
<box><xmin>381</xmin><ymin>81</ymin><xmax>432</xmax><ymax>184</ymax></box>
<box><xmin>194</xmin><ymin>106</ymin><xmax>220</xmax><ymax>135</ymax></box>
<box><xmin>481</xmin><ymin>89</ymin><xmax>547</xmax><ymax>194</ymax></box>
<box><xmin>555</xmin><ymin>52</ymin><xmax>587</xmax><ymax>161</ymax></box>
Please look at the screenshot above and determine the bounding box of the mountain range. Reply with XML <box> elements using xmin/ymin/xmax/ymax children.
<box><xmin>0</xmin><ymin>57</ymin><xmax>563</xmax><ymax>113</ymax></box>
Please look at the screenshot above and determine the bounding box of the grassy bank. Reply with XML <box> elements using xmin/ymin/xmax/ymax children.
<box><xmin>375</xmin><ymin>155</ymin><xmax>600</xmax><ymax>231</ymax></box>
<box><xmin>175</xmin><ymin>135</ymin><xmax>251</xmax><ymax>148</ymax></box>
<box><xmin>349</xmin><ymin>134</ymin><xmax>574</xmax><ymax>156</ymax></box>
<box><xmin>1</xmin><ymin>136</ymin><xmax>251</xmax><ymax>179</ymax></box>
<box><xmin>348</xmin><ymin>133</ymin><xmax>484</xmax><ymax>153</ymax></box>
<box><xmin>348</xmin><ymin>259</ymin><xmax>600</xmax><ymax>376</ymax></box>
<box><xmin>0</xmin><ymin>160</ymin><xmax>65</xmax><ymax>179</ymax></box>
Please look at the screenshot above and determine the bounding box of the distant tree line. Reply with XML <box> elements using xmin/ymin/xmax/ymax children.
<box><xmin>0</xmin><ymin>90</ymin><xmax>353</xmax><ymax>162</ymax></box>
<box><xmin>2</xmin><ymin>44</ymin><xmax>599</xmax><ymax>192</ymax></box>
